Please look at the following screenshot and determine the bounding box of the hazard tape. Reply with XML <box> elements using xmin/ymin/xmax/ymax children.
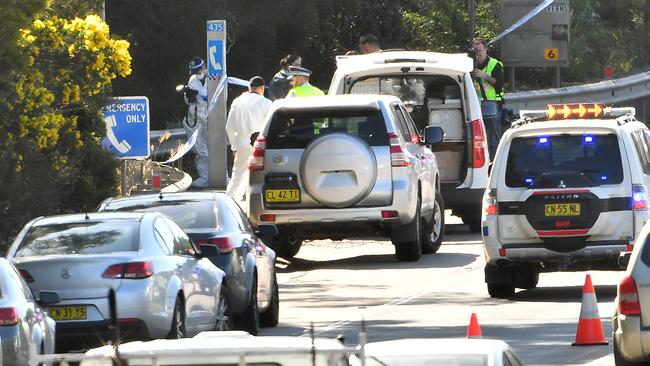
<box><xmin>162</xmin><ymin>75</ymin><xmax>249</xmax><ymax>164</ymax></box>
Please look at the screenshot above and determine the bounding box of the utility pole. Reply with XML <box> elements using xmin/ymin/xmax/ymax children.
<box><xmin>469</xmin><ymin>0</ymin><xmax>477</xmax><ymax>41</ymax></box>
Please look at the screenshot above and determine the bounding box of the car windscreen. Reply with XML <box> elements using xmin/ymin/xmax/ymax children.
<box><xmin>15</xmin><ymin>220</ymin><xmax>140</xmax><ymax>257</ymax></box>
<box><xmin>362</xmin><ymin>354</ymin><xmax>487</xmax><ymax>366</ymax></box>
<box><xmin>349</xmin><ymin>75</ymin><xmax>461</xmax><ymax>107</ymax></box>
<box><xmin>101</xmin><ymin>200</ymin><xmax>218</xmax><ymax>229</ymax></box>
<box><xmin>265</xmin><ymin>108</ymin><xmax>389</xmax><ymax>149</ymax></box>
<box><xmin>505</xmin><ymin>134</ymin><xmax>624</xmax><ymax>188</ymax></box>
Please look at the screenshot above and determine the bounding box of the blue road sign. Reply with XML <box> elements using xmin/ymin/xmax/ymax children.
<box><xmin>207</xmin><ymin>39</ymin><xmax>224</xmax><ymax>76</ymax></box>
<box><xmin>102</xmin><ymin>96</ymin><xmax>150</xmax><ymax>159</ymax></box>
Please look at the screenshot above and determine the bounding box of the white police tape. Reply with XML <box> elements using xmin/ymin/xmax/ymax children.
<box><xmin>489</xmin><ymin>0</ymin><xmax>555</xmax><ymax>46</ymax></box>
<box><xmin>163</xmin><ymin>76</ymin><xmax>249</xmax><ymax>164</ymax></box>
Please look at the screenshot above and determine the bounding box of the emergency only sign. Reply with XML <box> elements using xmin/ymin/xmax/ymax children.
<box><xmin>102</xmin><ymin>96</ymin><xmax>150</xmax><ymax>159</ymax></box>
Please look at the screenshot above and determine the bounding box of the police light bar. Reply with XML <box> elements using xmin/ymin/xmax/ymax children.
<box><xmin>547</xmin><ymin>103</ymin><xmax>603</xmax><ymax>119</ymax></box>
<box><xmin>519</xmin><ymin>104</ymin><xmax>636</xmax><ymax>120</ymax></box>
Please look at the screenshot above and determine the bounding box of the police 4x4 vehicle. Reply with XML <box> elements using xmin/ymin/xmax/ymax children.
<box><xmin>482</xmin><ymin>104</ymin><xmax>650</xmax><ymax>298</ymax></box>
<box><xmin>247</xmin><ymin>95</ymin><xmax>444</xmax><ymax>262</ymax></box>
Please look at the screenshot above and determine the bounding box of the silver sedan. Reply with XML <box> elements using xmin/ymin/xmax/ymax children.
<box><xmin>6</xmin><ymin>212</ymin><xmax>227</xmax><ymax>352</ymax></box>
<box><xmin>0</xmin><ymin>258</ymin><xmax>55</xmax><ymax>364</ymax></box>
<box><xmin>98</xmin><ymin>191</ymin><xmax>279</xmax><ymax>336</ymax></box>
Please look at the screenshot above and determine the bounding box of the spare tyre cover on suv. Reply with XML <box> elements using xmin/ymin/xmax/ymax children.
<box><xmin>300</xmin><ymin>133</ymin><xmax>378</xmax><ymax>208</ymax></box>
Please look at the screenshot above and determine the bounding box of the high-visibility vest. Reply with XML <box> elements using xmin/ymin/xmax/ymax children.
<box><xmin>475</xmin><ymin>57</ymin><xmax>504</xmax><ymax>102</ymax></box>
<box><xmin>287</xmin><ymin>83</ymin><xmax>325</xmax><ymax>98</ymax></box>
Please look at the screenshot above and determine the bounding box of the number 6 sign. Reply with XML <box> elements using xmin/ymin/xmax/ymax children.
<box><xmin>545</xmin><ymin>48</ymin><xmax>559</xmax><ymax>61</ymax></box>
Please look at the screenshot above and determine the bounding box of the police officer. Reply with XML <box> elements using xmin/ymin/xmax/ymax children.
<box><xmin>225</xmin><ymin>76</ymin><xmax>272</xmax><ymax>201</ymax></box>
<box><xmin>183</xmin><ymin>56</ymin><xmax>210</xmax><ymax>188</ymax></box>
<box><xmin>268</xmin><ymin>54</ymin><xmax>302</xmax><ymax>101</ymax></box>
<box><xmin>472</xmin><ymin>37</ymin><xmax>505</xmax><ymax>159</ymax></box>
<box><xmin>286</xmin><ymin>66</ymin><xmax>325</xmax><ymax>98</ymax></box>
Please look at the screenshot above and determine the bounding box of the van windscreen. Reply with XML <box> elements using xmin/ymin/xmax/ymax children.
<box><xmin>265</xmin><ymin>109</ymin><xmax>389</xmax><ymax>149</ymax></box>
<box><xmin>505</xmin><ymin>134</ymin><xmax>624</xmax><ymax>188</ymax></box>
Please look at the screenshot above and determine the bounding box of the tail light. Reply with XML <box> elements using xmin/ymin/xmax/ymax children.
<box><xmin>248</xmin><ymin>136</ymin><xmax>266</xmax><ymax>171</ymax></box>
<box><xmin>484</xmin><ymin>189</ymin><xmax>497</xmax><ymax>216</ymax></box>
<box><xmin>102</xmin><ymin>261</ymin><xmax>153</xmax><ymax>279</ymax></box>
<box><xmin>619</xmin><ymin>275</ymin><xmax>641</xmax><ymax>315</ymax></box>
<box><xmin>259</xmin><ymin>214</ymin><xmax>276</xmax><ymax>222</ymax></box>
<box><xmin>381</xmin><ymin>210</ymin><xmax>398</xmax><ymax>219</ymax></box>
<box><xmin>633</xmin><ymin>185</ymin><xmax>647</xmax><ymax>210</ymax></box>
<box><xmin>0</xmin><ymin>308</ymin><xmax>19</xmax><ymax>326</ymax></box>
<box><xmin>388</xmin><ymin>133</ymin><xmax>410</xmax><ymax>167</ymax></box>
<box><xmin>19</xmin><ymin>269</ymin><xmax>34</xmax><ymax>283</ymax></box>
<box><xmin>194</xmin><ymin>237</ymin><xmax>234</xmax><ymax>254</ymax></box>
<box><xmin>471</xmin><ymin>119</ymin><xmax>486</xmax><ymax>168</ymax></box>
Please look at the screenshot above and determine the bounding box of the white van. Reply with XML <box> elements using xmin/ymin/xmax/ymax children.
<box><xmin>329</xmin><ymin>51</ymin><xmax>490</xmax><ymax>232</ymax></box>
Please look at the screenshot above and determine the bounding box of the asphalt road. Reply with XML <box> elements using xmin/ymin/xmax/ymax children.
<box><xmin>260</xmin><ymin>214</ymin><xmax>621</xmax><ymax>366</ymax></box>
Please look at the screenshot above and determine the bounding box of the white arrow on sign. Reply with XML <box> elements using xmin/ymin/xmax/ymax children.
<box><xmin>209</xmin><ymin>45</ymin><xmax>222</xmax><ymax>71</ymax></box>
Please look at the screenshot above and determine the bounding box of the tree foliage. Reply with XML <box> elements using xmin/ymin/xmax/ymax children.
<box><xmin>0</xmin><ymin>1</ymin><xmax>131</xmax><ymax>249</ymax></box>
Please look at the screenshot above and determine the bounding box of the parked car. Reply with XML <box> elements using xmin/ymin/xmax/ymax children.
<box><xmin>482</xmin><ymin>104</ymin><xmax>650</xmax><ymax>298</ymax></box>
<box><xmin>247</xmin><ymin>94</ymin><xmax>444</xmax><ymax>261</ymax></box>
<box><xmin>78</xmin><ymin>331</ymin><xmax>351</xmax><ymax>366</ymax></box>
<box><xmin>349</xmin><ymin>338</ymin><xmax>524</xmax><ymax>366</ymax></box>
<box><xmin>329</xmin><ymin>51</ymin><xmax>490</xmax><ymax>232</ymax></box>
<box><xmin>613</xmin><ymin>221</ymin><xmax>650</xmax><ymax>365</ymax></box>
<box><xmin>0</xmin><ymin>258</ymin><xmax>56</xmax><ymax>364</ymax></box>
<box><xmin>97</xmin><ymin>191</ymin><xmax>280</xmax><ymax>335</ymax></box>
<box><xmin>6</xmin><ymin>212</ymin><xmax>227</xmax><ymax>351</ymax></box>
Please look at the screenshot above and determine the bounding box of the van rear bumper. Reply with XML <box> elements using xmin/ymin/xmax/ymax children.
<box><xmin>442</xmin><ymin>186</ymin><xmax>484</xmax><ymax>209</ymax></box>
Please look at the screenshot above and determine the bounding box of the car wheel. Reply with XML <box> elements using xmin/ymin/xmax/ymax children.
<box><xmin>487</xmin><ymin>283</ymin><xmax>515</xmax><ymax>298</ymax></box>
<box><xmin>394</xmin><ymin>196</ymin><xmax>422</xmax><ymax>262</ymax></box>
<box><xmin>422</xmin><ymin>192</ymin><xmax>445</xmax><ymax>254</ymax></box>
<box><xmin>272</xmin><ymin>228</ymin><xmax>303</xmax><ymax>259</ymax></box>
<box><xmin>515</xmin><ymin>265</ymin><xmax>539</xmax><ymax>290</ymax></box>
<box><xmin>260</xmin><ymin>272</ymin><xmax>280</xmax><ymax>327</ymax></box>
<box><xmin>614</xmin><ymin>337</ymin><xmax>645</xmax><ymax>365</ymax></box>
<box><xmin>236</xmin><ymin>276</ymin><xmax>260</xmax><ymax>335</ymax></box>
<box><xmin>215</xmin><ymin>283</ymin><xmax>234</xmax><ymax>331</ymax></box>
<box><xmin>168</xmin><ymin>296</ymin><xmax>186</xmax><ymax>339</ymax></box>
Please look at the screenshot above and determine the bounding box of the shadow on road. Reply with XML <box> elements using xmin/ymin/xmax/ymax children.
<box><xmin>277</xmin><ymin>251</ymin><xmax>478</xmax><ymax>273</ymax></box>
<box><xmin>514</xmin><ymin>284</ymin><xmax>617</xmax><ymax>303</ymax></box>
<box><xmin>265</xmin><ymin>319</ymin><xmax>612</xmax><ymax>366</ymax></box>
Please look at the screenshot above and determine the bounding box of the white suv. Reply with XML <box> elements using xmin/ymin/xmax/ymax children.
<box><xmin>482</xmin><ymin>104</ymin><xmax>650</xmax><ymax>298</ymax></box>
<box><xmin>329</xmin><ymin>51</ymin><xmax>490</xmax><ymax>232</ymax></box>
<box><xmin>247</xmin><ymin>95</ymin><xmax>444</xmax><ymax>262</ymax></box>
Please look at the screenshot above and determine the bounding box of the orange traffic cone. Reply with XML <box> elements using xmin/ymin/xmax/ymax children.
<box><xmin>573</xmin><ymin>274</ymin><xmax>608</xmax><ymax>346</ymax></box>
<box><xmin>467</xmin><ymin>313</ymin><xmax>482</xmax><ymax>338</ymax></box>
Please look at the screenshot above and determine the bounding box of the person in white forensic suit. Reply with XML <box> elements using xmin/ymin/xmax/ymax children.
<box><xmin>226</xmin><ymin>76</ymin><xmax>272</xmax><ymax>201</ymax></box>
<box><xmin>183</xmin><ymin>56</ymin><xmax>210</xmax><ymax>188</ymax></box>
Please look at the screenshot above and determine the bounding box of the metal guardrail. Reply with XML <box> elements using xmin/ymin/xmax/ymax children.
<box><xmin>505</xmin><ymin>71</ymin><xmax>650</xmax><ymax>113</ymax></box>
<box><xmin>150</xmin><ymin>127</ymin><xmax>186</xmax><ymax>159</ymax></box>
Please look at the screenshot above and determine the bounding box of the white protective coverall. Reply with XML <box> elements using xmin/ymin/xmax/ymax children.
<box><xmin>225</xmin><ymin>91</ymin><xmax>272</xmax><ymax>200</ymax></box>
<box><xmin>183</xmin><ymin>73</ymin><xmax>209</xmax><ymax>187</ymax></box>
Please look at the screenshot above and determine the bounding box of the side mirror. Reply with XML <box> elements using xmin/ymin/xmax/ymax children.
<box><xmin>424</xmin><ymin>126</ymin><xmax>444</xmax><ymax>145</ymax></box>
<box><xmin>481</xmin><ymin>100</ymin><xmax>498</xmax><ymax>118</ymax></box>
<box><xmin>39</xmin><ymin>291</ymin><xmax>60</xmax><ymax>305</ymax></box>
<box><xmin>618</xmin><ymin>252</ymin><xmax>632</xmax><ymax>270</ymax></box>
<box><xmin>256</xmin><ymin>224</ymin><xmax>279</xmax><ymax>242</ymax></box>
<box><xmin>198</xmin><ymin>244</ymin><xmax>221</xmax><ymax>258</ymax></box>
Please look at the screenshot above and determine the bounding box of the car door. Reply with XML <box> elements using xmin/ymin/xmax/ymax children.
<box><xmin>400</xmin><ymin>103</ymin><xmax>436</xmax><ymax>208</ymax></box>
<box><xmin>158</xmin><ymin>218</ymin><xmax>218</xmax><ymax>330</ymax></box>
<box><xmin>224</xmin><ymin>199</ymin><xmax>257</xmax><ymax>304</ymax></box>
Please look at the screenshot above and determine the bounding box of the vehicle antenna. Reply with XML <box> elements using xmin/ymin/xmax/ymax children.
<box><xmin>359</xmin><ymin>307</ymin><xmax>367</xmax><ymax>366</ymax></box>
<box><xmin>85</xmin><ymin>212</ymin><xmax>90</xmax><ymax>220</ymax></box>
<box><xmin>159</xmin><ymin>192</ymin><xmax>164</xmax><ymax>201</ymax></box>
<box><xmin>311</xmin><ymin>322</ymin><xmax>316</xmax><ymax>366</ymax></box>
